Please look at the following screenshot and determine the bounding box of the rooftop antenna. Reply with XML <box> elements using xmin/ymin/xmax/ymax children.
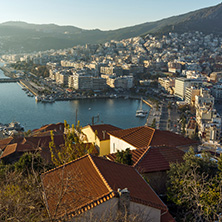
<box><xmin>92</xmin><ymin>113</ymin><xmax>100</xmax><ymax>125</ymax></box>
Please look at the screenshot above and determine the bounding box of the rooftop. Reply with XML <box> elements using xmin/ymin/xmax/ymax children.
<box><xmin>84</xmin><ymin>124</ymin><xmax>121</xmax><ymax>141</ymax></box>
<box><xmin>108</xmin><ymin>126</ymin><xmax>198</xmax><ymax>149</ymax></box>
<box><xmin>42</xmin><ymin>154</ymin><xmax>168</xmax><ymax>220</ymax></box>
<box><xmin>107</xmin><ymin>146</ymin><xmax>185</xmax><ymax>173</ymax></box>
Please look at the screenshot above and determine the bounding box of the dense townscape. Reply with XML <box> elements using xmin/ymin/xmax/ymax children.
<box><xmin>1</xmin><ymin>4</ymin><xmax>222</xmax><ymax>221</ymax></box>
<box><xmin>1</xmin><ymin>31</ymin><xmax>222</xmax><ymax>147</ymax></box>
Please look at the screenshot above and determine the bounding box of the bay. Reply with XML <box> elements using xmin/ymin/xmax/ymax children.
<box><xmin>0</xmin><ymin>68</ymin><xmax>149</xmax><ymax>130</ymax></box>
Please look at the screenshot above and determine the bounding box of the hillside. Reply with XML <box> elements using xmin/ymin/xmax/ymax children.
<box><xmin>0</xmin><ymin>3</ymin><xmax>222</xmax><ymax>53</ymax></box>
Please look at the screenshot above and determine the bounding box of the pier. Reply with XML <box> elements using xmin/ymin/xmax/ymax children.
<box><xmin>19</xmin><ymin>80</ymin><xmax>38</xmax><ymax>96</ymax></box>
<box><xmin>0</xmin><ymin>78</ymin><xmax>18</xmax><ymax>83</ymax></box>
<box><xmin>142</xmin><ymin>99</ymin><xmax>153</xmax><ymax>108</ymax></box>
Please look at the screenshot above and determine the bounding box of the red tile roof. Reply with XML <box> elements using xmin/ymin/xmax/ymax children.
<box><xmin>108</xmin><ymin>126</ymin><xmax>155</xmax><ymax>148</ymax></box>
<box><xmin>108</xmin><ymin>126</ymin><xmax>198</xmax><ymax>149</ymax></box>
<box><xmin>0</xmin><ymin>134</ymin><xmax>65</xmax><ymax>163</ymax></box>
<box><xmin>134</xmin><ymin>146</ymin><xmax>185</xmax><ymax>173</ymax></box>
<box><xmin>107</xmin><ymin>146</ymin><xmax>184</xmax><ymax>173</ymax></box>
<box><xmin>0</xmin><ymin>143</ymin><xmax>38</xmax><ymax>159</ymax></box>
<box><xmin>106</xmin><ymin>147</ymin><xmax>148</xmax><ymax>164</ymax></box>
<box><xmin>161</xmin><ymin>211</ymin><xmax>176</xmax><ymax>222</ymax></box>
<box><xmin>85</xmin><ymin>124</ymin><xmax>121</xmax><ymax>141</ymax></box>
<box><xmin>42</xmin><ymin>155</ymin><xmax>168</xmax><ymax>220</ymax></box>
<box><xmin>0</xmin><ymin>137</ymin><xmax>14</xmax><ymax>151</ymax></box>
<box><xmin>31</xmin><ymin>123</ymin><xmax>64</xmax><ymax>136</ymax></box>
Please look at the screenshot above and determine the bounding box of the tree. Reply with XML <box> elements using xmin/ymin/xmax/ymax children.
<box><xmin>115</xmin><ymin>148</ymin><xmax>133</xmax><ymax>165</ymax></box>
<box><xmin>14</xmin><ymin>152</ymin><xmax>44</xmax><ymax>176</ymax></box>
<box><xmin>167</xmin><ymin>148</ymin><xmax>222</xmax><ymax>221</ymax></box>
<box><xmin>49</xmin><ymin>121</ymin><xmax>95</xmax><ymax>167</ymax></box>
<box><xmin>0</xmin><ymin>153</ymin><xmax>49</xmax><ymax>221</ymax></box>
<box><xmin>24</xmin><ymin>129</ymin><xmax>32</xmax><ymax>137</ymax></box>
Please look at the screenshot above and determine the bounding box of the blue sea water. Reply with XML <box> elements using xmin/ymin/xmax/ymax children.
<box><xmin>0</xmin><ymin>68</ymin><xmax>149</xmax><ymax>130</ymax></box>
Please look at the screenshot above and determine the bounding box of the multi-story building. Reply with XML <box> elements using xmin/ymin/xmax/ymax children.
<box><xmin>175</xmin><ymin>77</ymin><xmax>202</xmax><ymax>100</ymax></box>
<box><xmin>186</xmin><ymin>119</ymin><xmax>197</xmax><ymax>139</ymax></box>
<box><xmin>105</xmin><ymin>76</ymin><xmax>133</xmax><ymax>89</ymax></box>
<box><xmin>195</xmin><ymin>89</ymin><xmax>221</xmax><ymax>143</ymax></box>
<box><xmin>185</xmin><ymin>87</ymin><xmax>200</xmax><ymax>106</ymax></box>
<box><xmin>200</xmin><ymin>111</ymin><xmax>221</xmax><ymax>143</ymax></box>
<box><xmin>158</xmin><ymin>77</ymin><xmax>175</xmax><ymax>94</ymax></box>
<box><xmin>168</xmin><ymin>62</ymin><xmax>182</xmax><ymax>73</ymax></box>
<box><xmin>100</xmin><ymin>66</ymin><xmax>123</xmax><ymax>76</ymax></box>
<box><xmin>195</xmin><ymin>89</ymin><xmax>214</xmax><ymax>125</ymax></box>
<box><xmin>211</xmin><ymin>84</ymin><xmax>222</xmax><ymax>101</ymax></box>
<box><xmin>68</xmin><ymin>72</ymin><xmax>107</xmax><ymax>90</ymax></box>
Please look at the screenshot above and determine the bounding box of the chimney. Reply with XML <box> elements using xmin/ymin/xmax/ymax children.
<box><xmin>102</xmin><ymin>130</ymin><xmax>106</xmax><ymax>140</ymax></box>
<box><xmin>117</xmin><ymin>188</ymin><xmax>130</xmax><ymax>220</ymax></box>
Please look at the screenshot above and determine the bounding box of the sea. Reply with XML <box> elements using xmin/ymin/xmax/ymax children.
<box><xmin>0</xmin><ymin>66</ymin><xmax>149</xmax><ymax>131</ymax></box>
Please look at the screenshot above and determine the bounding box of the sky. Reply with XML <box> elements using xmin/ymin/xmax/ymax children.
<box><xmin>0</xmin><ymin>0</ymin><xmax>221</xmax><ymax>30</ymax></box>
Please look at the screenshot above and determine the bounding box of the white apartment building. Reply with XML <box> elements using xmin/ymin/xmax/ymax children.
<box><xmin>185</xmin><ymin>87</ymin><xmax>200</xmax><ymax>106</ymax></box>
<box><xmin>175</xmin><ymin>77</ymin><xmax>202</xmax><ymax>100</ymax></box>
<box><xmin>68</xmin><ymin>72</ymin><xmax>106</xmax><ymax>90</ymax></box>
<box><xmin>105</xmin><ymin>76</ymin><xmax>133</xmax><ymax>89</ymax></box>
<box><xmin>195</xmin><ymin>89</ymin><xmax>221</xmax><ymax>143</ymax></box>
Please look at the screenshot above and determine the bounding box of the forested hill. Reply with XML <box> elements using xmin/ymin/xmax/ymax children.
<box><xmin>1</xmin><ymin>3</ymin><xmax>222</xmax><ymax>53</ymax></box>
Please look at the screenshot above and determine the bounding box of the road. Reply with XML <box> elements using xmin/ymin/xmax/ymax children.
<box><xmin>159</xmin><ymin>101</ymin><xmax>181</xmax><ymax>133</ymax></box>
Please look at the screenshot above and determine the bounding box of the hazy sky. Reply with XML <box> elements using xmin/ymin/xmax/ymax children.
<box><xmin>0</xmin><ymin>0</ymin><xmax>221</xmax><ymax>30</ymax></box>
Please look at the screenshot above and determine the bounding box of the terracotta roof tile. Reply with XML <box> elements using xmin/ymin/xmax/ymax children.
<box><xmin>150</xmin><ymin>130</ymin><xmax>198</xmax><ymax>147</ymax></box>
<box><xmin>42</xmin><ymin>155</ymin><xmax>167</xmax><ymax>220</ymax></box>
<box><xmin>0</xmin><ymin>137</ymin><xmax>14</xmax><ymax>150</ymax></box>
<box><xmin>108</xmin><ymin>126</ymin><xmax>198</xmax><ymax>149</ymax></box>
<box><xmin>31</xmin><ymin>123</ymin><xmax>64</xmax><ymax>136</ymax></box>
<box><xmin>0</xmin><ymin>143</ymin><xmax>37</xmax><ymax>159</ymax></box>
<box><xmin>107</xmin><ymin>146</ymin><xmax>184</xmax><ymax>173</ymax></box>
<box><xmin>108</xmin><ymin>126</ymin><xmax>155</xmax><ymax>148</ymax></box>
<box><xmin>91</xmin><ymin>156</ymin><xmax>166</xmax><ymax>210</ymax></box>
<box><xmin>42</xmin><ymin>155</ymin><xmax>111</xmax><ymax>218</ymax></box>
<box><xmin>134</xmin><ymin>146</ymin><xmax>185</xmax><ymax>173</ymax></box>
<box><xmin>106</xmin><ymin>147</ymin><xmax>148</xmax><ymax>164</ymax></box>
<box><xmin>87</xmin><ymin>124</ymin><xmax>121</xmax><ymax>141</ymax></box>
<box><xmin>161</xmin><ymin>211</ymin><xmax>176</xmax><ymax>222</ymax></box>
<box><xmin>0</xmin><ymin>143</ymin><xmax>17</xmax><ymax>158</ymax></box>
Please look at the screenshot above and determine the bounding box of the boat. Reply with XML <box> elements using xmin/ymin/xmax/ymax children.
<box><xmin>35</xmin><ymin>96</ymin><xmax>42</xmax><ymax>102</ymax></box>
<box><xmin>41</xmin><ymin>96</ymin><xmax>55</xmax><ymax>103</ymax></box>
<box><xmin>136</xmin><ymin>111</ymin><xmax>146</xmax><ymax>118</ymax></box>
<box><xmin>136</xmin><ymin>98</ymin><xmax>148</xmax><ymax>117</ymax></box>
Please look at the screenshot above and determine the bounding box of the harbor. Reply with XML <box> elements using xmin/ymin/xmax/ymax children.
<box><xmin>0</xmin><ymin>65</ymin><xmax>160</xmax><ymax>130</ymax></box>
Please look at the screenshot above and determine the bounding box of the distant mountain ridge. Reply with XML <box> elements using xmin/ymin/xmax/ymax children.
<box><xmin>1</xmin><ymin>3</ymin><xmax>222</xmax><ymax>53</ymax></box>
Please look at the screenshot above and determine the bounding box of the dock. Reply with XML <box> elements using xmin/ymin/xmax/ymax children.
<box><xmin>142</xmin><ymin>99</ymin><xmax>153</xmax><ymax>108</ymax></box>
<box><xmin>0</xmin><ymin>78</ymin><xmax>18</xmax><ymax>83</ymax></box>
<box><xmin>19</xmin><ymin>80</ymin><xmax>39</xmax><ymax>96</ymax></box>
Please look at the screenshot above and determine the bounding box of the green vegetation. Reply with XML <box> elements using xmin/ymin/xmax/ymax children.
<box><xmin>115</xmin><ymin>148</ymin><xmax>133</xmax><ymax>165</ymax></box>
<box><xmin>1</xmin><ymin>3</ymin><xmax>222</xmax><ymax>53</ymax></box>
<box><xmin>10</xmin><ymin>61</ymin><xmax>49</xmax><ymax>78</ymax></box>
<box><xmin>49</xmin><ymin>121</ymin><xmax>95</xmax><ymax>167</ymax></box>
<box><xmin>0</xmin><ymin>153</ymin><xmax>49</xmax><ymax>221</ymax></box>
<box><xmin>167</xmin><ymin>148</ymin><xmax>222</xmax><ymax>221</ymax></box>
